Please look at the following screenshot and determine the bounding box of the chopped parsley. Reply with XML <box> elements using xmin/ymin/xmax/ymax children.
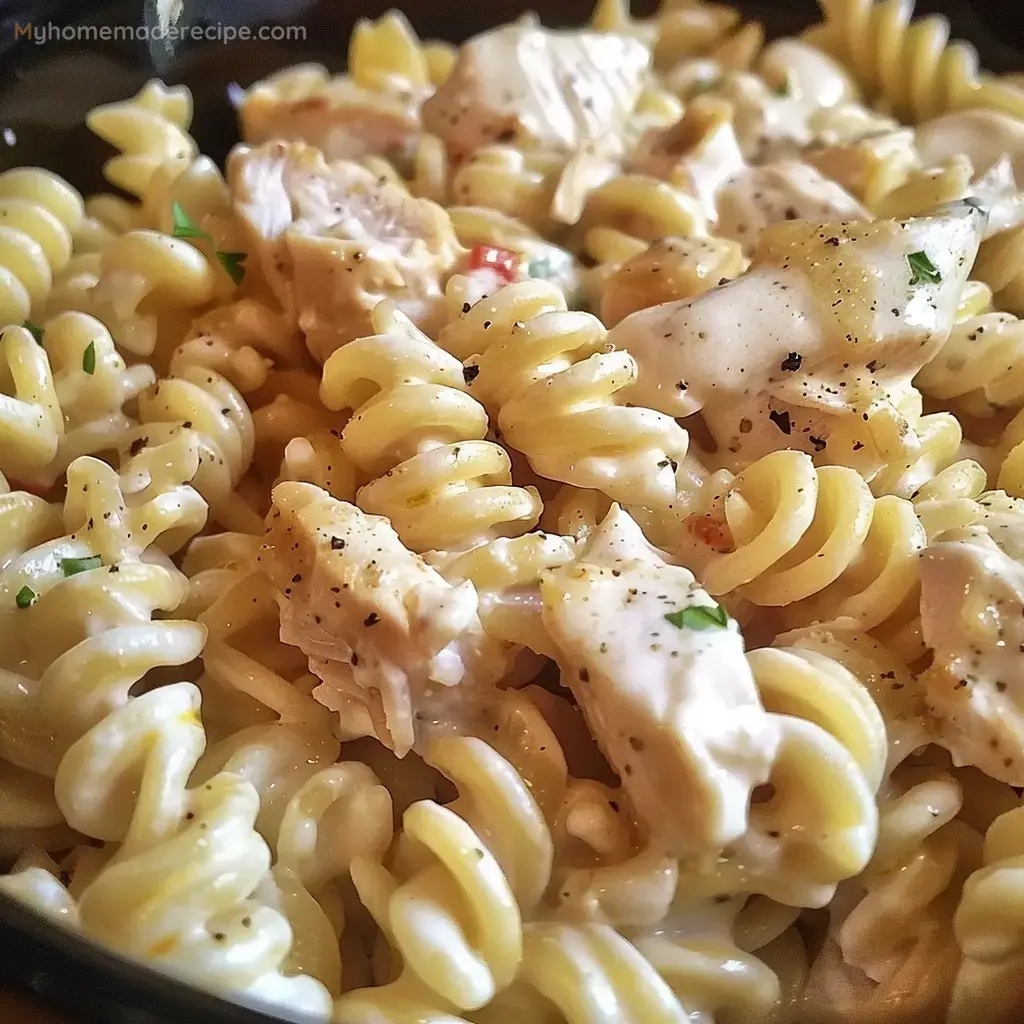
<box><xmin>171</xmin><ymin>201</ymin><xmax>211</xmax><ymax>241</ymax></box>
<box><xmin>527</xmin><ymin>258</ymin><xmax>551</xmax><ymax>279</ymax></box>
<box><xmin>907</xmin><ymin>250</ymin><xmax>940</xmax><ymax>285</ymax></box>
<box><xmin>216</xmin><ymin>250</ymin><xmax>247</xmax><ymax>285</ymax></box>
<box><xmin>60</xmin><ymin>554</ymin><xmax>102</xmax><ymax>577</ymax></box>
<box><xmin>665</xmin><ymin>603</ymin><xmax>730</xmax><ymax>631</ymax></box>
<box><xmin>772</xmin><ymin>73</ymin><xmax>792</xmax><ymax>97</ymax></box>
<box><xmin>82</xmin><ymin>340</ymin><xmax>96</xmax><ymax>375</ymax></box>
<box><xmin>15</xmin><ymin>585</ymin><xmax>36</xmax><ymax>608</ymax></box>
<box><xmin>22</xmin><ymin>321</ymin><xmax>43</xmax><ymax>344</ymax></box>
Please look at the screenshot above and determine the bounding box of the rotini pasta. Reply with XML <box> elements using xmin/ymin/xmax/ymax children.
<box><xmin>808</xmin><ymin>0</ymin><xmax>1024</xmax><ymax>123</ymax></box>
<box><xmin>670</xmin><ymin>450</ymin><xmax>927</xmax><ymax>652</ymax></box>
<box><xmin>444</xmin><ymin>278</ymin><xmax>690</xmax><ymax>508</ymax></box>
<box><xmin>949</xmin><ymin>806</ymin><xmax>1024</xmax><ymax>1023</ymax></box>
<box><xmin>0</xmin><ymin>167</ymin><xmax>84</xmax><ymax>325</ymax></box>
<box><xmin>321</xmin><ymin>299</ymin><xmax>541</xmax><ymax>552</ymax></box>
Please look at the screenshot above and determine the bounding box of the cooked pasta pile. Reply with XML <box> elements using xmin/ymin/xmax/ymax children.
<box><xmin>3</xmin><ymin>1</ymin><xmax>1024</xmax><ymax>1020</ymax></box>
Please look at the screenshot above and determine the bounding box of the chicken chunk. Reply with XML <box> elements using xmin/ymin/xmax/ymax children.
<box><xmin>540</xmin><ymin>506</ymin><xmax>779</xmax><ymax>855</ymax></box>
<box><xmin>260</xmin><ymin>482</ymin><xmax>509</xmax><ymax>756</ymax></box>
<box><xmin>422</xmin><ymin>18</ymin><xmax>650</xmax><ymax>160</ymax></box>
<box><xmin>920</xmin><ymin>520</ymin><xmax>1024</xmax><ymax>786</ymax></box>
<box><xmin>228</xmin><ymin>141</ymin><xmax>463</xmax><ymax>363</ymax></box>
<box><xmin>241</xmin><ymin>68</ymin><xmax>424</xmax><ymax>164</ymax></box>
<box><xmin>607</xmin><ymin>200</ymin><xmax>985</xmax><ymax>476</ymax></box>
<box><xmin>627</xmin><ymin>96</ymin><xmax>746</xmax><ymax>224</ymax></box>
<box><xmin>714</xmin><ymin>162</ymin><xmax>869</xmax><ymax>247</ymax></box>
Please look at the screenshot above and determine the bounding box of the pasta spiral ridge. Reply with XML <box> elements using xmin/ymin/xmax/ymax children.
<box><xmin>916</xmin><ymin>307</ymin><xmax>1024</xmax><ymax>418</ymax></box>
<box><xmin>0</xmin><ymin>166</ymin><xmax>85</xmax><ymax>325</ymax></box>
<box><xmin>809</xmin><ymin>0</ymin><xmax>1024</xmax><ymax>123</ymax></box>
<box><xmin>0</xmin><ymin>483</ymin><xmax>68</xmax><ymax>856</ymax></box>
<box><xmin>949</xmin><ymin>806</ymin><xmax>1024</xmax><ymax>1022</ymax></box>
<box><xmin>973</xmin><ymin>224</ymin><xmax>1024</xmax><ymax>318</ymax></box>
<box><xmin>682</xmin><ymin>449</ymin><xmax>926</xmax><ymax>646</ymax></box>
<box><xmin>320</xmin><ymin>300</ymin><xmax>542</xmax><ymax>552</ymax></box>
<box><xmin>130</xmin><ymin>361</ymin><xmax>260</xmax><ymax>533</ymax></box>
<box><xmin>46</xmin><ymin>227</ymin><xmax>219</xmax><ymax>361</ymax></box>
<box><xmin>443</xmin><ymin>279</ymin><xmax>690</xmax><ymax>508</ymax></box>
<box><xmin>86</xmin><ymin>79</ymin><xmax>196</xmax><ymax>204</ymax></box>
<box><xmin>721</xmin><ymin>645</ymin><xmax>884</xmax><ymax>909</ymax></box>
<box><xmin>339</xmin><ymin>730</ymin><xmax>551</xmax><ymax>1013</ymax></box>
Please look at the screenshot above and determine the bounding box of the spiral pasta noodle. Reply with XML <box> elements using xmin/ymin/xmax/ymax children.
<box><xmin>128</xmin><ymin>360</ymin><xmax>260</xmax><ymax>533</ymax></box>
<box><xmin>86</xmin><ymin>79</ymin><xmax>196</xmax><ymax>205</ymax></box>
<box><xmin>443</xmin><ymin>278</ymin><xmax>690</xmax><ymax>508</ymax></box>
<box><xmin>0</xmin><ymin>482</ymin><xmax>69</xmax><ymax>858</ymax></box>
<box><xmin>917</xmin><ymin>306</ymin><xmax>1024</xmax><ymax>419</ymax></box>
<box><xmin>0</xmin><ymin>166</ymin><xmax>85</xmax><ymax>325</ymax></box>
<box><xmin>949</xmin><ymin>806</ymin><xmax>1024</xmax><ymax>1022</ymax></box>
<box><xmin>809</xmin><ymin>0</ymin><xmax>1024</xmax><ymax>123</ymax></box>
<box><xmin>321</xmin><ymin>299</ymin><xmax>541</xmax><ymax>552</ymax></box>
<box><xmin>702</xmin><ymin>643</ymin><xmax>885</xmax><ymax>910</ymax></box>
<box><xmin>678</xmin><ymin>449</ymin><xmax>926</xmax><ymax>650</ymax></box>
<box><xmin>973</xmin><ymin>223</ymin><xmax>1024</xmax><ymax>319</ymax></box>
<box><xmin>337</xmin><ymin>725</ymin><xmax>552</xmax><ymax>1015</ymax></box>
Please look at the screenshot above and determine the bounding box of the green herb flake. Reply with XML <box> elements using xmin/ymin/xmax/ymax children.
<box><xmin>171</xmin><ymin>201</ymin><xmax>211</xmax><ymax>241</ymax></box>
<box><xmin>772</xmin><ymin>73</ymin><xmax>791</xmax><ymax>97</ymax></box>
<box><xmin>664</xmin><ymin>603</ymin><xmax>730</xmax><ymax>631</ymax></box>
<box><xmin>216</xmin><ymin>250</ymin><xmax>247</xmax><ymax>285</ymax></box>
<box><xmin>527</xmin><ymin>258</ymin><xmax>552</xmax><ymax>279</ymax></box>
<box><xmin>60</xmin><ymin>554</ymin><xmax>102</xmax><ymax>577</ymax></box>
<box><xmin>907</xmin><ymin>250</ymin><xmax>941</xmax><ymax>285</ymax></box>
<box><xmin>82</xmin><ymin>340</ymin><xmax>96</xmax><ymax>375</ymax></box>
<box><xmin>15</xmin><ymin>585</ymin><xmax>36</xmax><ymax>609</ymax></box>
<box><xmin>22</xmin><ymin>321</ymin><xmax>43</xmax><ymax>344</ymax></box>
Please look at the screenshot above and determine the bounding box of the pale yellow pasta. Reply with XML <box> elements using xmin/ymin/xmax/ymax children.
<box><xmin>673</xmin><ymin>450</ymin><xmax>926</xmax><ymax>651</ymax></box>
<box><xmin>0</xmin><ymin>167</ymin><xmax>85</xmax><ymax>325</ymax></box>
<box><xmin>808</xmin><ymin>0</ymin><xmax>1024</xmax><ymax>122</ymax></box>
<box><xmin>445</xmin><ymin>278</ymin><xmax>690</xmax><ymax>508</ymax></box>
<box><xmin>86</xmin><ymin>80</ymin><xmax>196</xmax><ymax>203</ymax></box>
<box><xmin>320</xmin><ymin>299</ymin><xmax>541</xmax><ymax>552</ymax></box>
<box><xmin>129</xmin><ymin>362</ymin><xmax>260</xmax><ymax>533</ymax></box>
<box><xmin>949</xmin><ymin>806</ymin><xmax>1024</xmax><ymax>1023</ymax></box>
<box><xmin>45</xmin><ymin>228</ymin><xmax>220</xmax><ymax>363</ymax></box>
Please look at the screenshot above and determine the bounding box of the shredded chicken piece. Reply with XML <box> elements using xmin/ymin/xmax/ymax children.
<box><xmin>920</xmin><ymin>524</ymin><xmax>1024</xmax><ymax>786</ymax></box>
<box><xmin>628</xmin><ymin>95</ymin><xmax>746</xmax><ymax>223</ymax></box>
<box><xmin>259</xmin><ymin>482</ymin><xmax>508</xmax><ymax>756</ymax></box>
<box><xmin>241</xmin><ymin>72</ymin><xmax>425</xmax><ymax>163</ymax></box>
<box><xmin>228</xmin><ymin>140</ymin><xmax>463</xmax><ymax>362</ymax></box>
<box><xmin>714</xmin><ymin>161</ymin><xmax>869</xmax><ymax>246</ymax></box>
<box><xmin>540</xmin><ymin>506</ymin><xmax>779</xmax><ymax>855</ymax></box>
<box><xmin>422</xmin><ymin>17</ymin><xmax>650</xmax><ymax>160</ymax></box>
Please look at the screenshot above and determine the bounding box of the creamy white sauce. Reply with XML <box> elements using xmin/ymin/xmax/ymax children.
<box><xmin>608</xmin><ymin>202</ymin><xmax>985</xmax><ymax>470</ymax></box>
